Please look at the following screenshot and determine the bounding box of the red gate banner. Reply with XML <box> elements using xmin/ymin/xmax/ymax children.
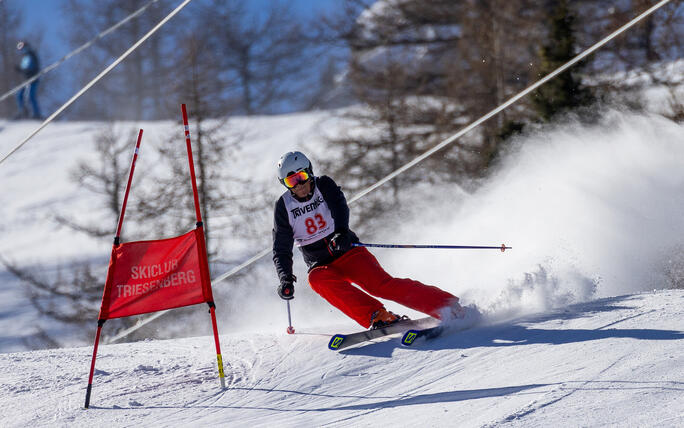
<box><xmin>86</xmin><ymin>111</ymin><xmax>226</xmax><ymax>410</ymax></box>
<box><xmin>98</xmin><ymin>228</ymin><xmax>213</xmax><ymax>320</ymax></box>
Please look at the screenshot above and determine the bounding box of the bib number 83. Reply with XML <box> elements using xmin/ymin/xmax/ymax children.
<box><xmin>305</xmin><ymin>214</ymin><xmax>327</xmax><ymax>234</ymax></box>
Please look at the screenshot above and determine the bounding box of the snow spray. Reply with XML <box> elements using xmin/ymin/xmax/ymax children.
<box><xmin>379</xmin><ymin>110</ymin><xmax>684</xmax><ymax>320</ymax></box>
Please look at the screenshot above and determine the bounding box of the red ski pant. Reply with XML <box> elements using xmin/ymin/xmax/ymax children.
<box><xmin>308</xmin><ymin>247</ymin><xmax>458</xmax><ymax>328</ymax></box>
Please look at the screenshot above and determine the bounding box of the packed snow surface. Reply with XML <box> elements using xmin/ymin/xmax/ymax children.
<box><xmin>1</xmin><ymin>290</ymin><xmax>682</xmax><ymax>427</ymax></box>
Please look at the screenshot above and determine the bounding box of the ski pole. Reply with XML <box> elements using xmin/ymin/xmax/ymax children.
<box><xmin>286</xmin><ymin>300</ymin><xmax>295</xmax><ymax>334</ymax></box>
<box><xmin>353</xmin><ymin>242</ymin><xmax>511</xmax><ymax>252</ymax></box>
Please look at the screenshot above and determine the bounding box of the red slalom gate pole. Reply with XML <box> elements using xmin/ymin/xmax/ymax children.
<box><xmin>181</xmin><ymin>104</ymin><xmax>225</xmax><ymax>389</ymax></box>
<box><xmin>181</xmin><ymin>104</ymin><xmax>203</xmax><ymax>223</ymax></box>
<box><xmin>85</xmin><ymin>129</ymin><xmax>144</xmax><ymax>409</ymax></box>
<box><xmin>84</xmin><ymin>322</ymin><xmax>104</xmax><ymax>408</ymax></box>
<box><xmin>114</xmin><ymin>129</ymin><xmax>143</xmax><ymax>244</ymax></box>
<box><xmin>209</xmin><ymin>305</ymin><xmax>226</xmax><ymax>388</ymax></box>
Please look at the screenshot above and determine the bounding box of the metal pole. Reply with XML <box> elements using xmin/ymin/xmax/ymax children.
<box><xmin>353</xmin><ymin>242</ymin><xmax>511</xmax><ymax>252</ymax></box>
<box><xmin>286</xmin><ymin>300</ymin><xmax>295</xmax><ymax>334</ymax></box>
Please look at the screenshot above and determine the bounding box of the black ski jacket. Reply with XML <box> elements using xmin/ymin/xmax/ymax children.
<box><xmin>18</xmin><ymin>49</ymin><xmax>39</xmax><ymax>78</ymax></box>
<box><xmin>272</xmin><ymin>175</ymin><xmax>359</xmax><ymax>283</ymax></box>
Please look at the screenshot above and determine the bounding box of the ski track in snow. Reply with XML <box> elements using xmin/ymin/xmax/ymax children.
<box><xmin>0</xmin><ymin>290</ymin><xmax>682</xmax><ymax>427</ymax></box>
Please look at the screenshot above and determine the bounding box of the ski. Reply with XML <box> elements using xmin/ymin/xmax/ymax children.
<box><xmin>328</xmin><ymin>317</ymin><xmax>439</xmax><ymax>351</ymax></box>
<box><xmin>401</xmin><ymin>325</ymin><xmax>444</xmax><ymax>346</ymax></box>
<box><xmin>401</xmin><ymin>310</ymin><xmax>481</xmax><ymax>346</ymax></box>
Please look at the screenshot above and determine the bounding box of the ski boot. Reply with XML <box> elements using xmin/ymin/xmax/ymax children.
<box><xmin>370</xmin><ymin>308</ymin><xmax>409</xmax><ymax>330</ymax></box>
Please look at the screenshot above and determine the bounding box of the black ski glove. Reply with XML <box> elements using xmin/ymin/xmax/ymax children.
<box><xmin>328</xmin><ymin>231</ymin><xmax>352</xmax><ymax>255</ymax></box>
<box><xmin>277</xmin><ymin>275</ymin><xmax>296</xmax><ymax>300</ymax></box>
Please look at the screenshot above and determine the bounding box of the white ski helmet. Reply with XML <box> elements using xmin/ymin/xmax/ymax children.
<box><xmin>277</xmin><ymin>151</ymin><xmax>313</xmax><ymax>186</ymax></box>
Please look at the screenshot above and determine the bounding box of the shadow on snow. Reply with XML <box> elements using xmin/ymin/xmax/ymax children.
<box><xmin>342</xmin><ymin>294</ymin><xmax>683</xmax><ymax>356</ymax></box>
<box><xmin>90</xmin><ymin>383</ymin><xmax>550</xmax><ymax>412</ymax></box>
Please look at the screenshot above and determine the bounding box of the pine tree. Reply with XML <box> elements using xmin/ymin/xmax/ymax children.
<box><xmin>532</xmin><ymin>0</ymin><xmax>593</xmax><ymax>122</ymax></box>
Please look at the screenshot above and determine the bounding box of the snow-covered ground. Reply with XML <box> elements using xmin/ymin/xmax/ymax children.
<box><xmin>1</xmin><ymin>290</ymin><xmax>682</xmax><ymax>427</ymax></box>
<box><xmin>0</xmin><ymin>96</ymin><xmax>683</xmax><ymax>426</ymax></box>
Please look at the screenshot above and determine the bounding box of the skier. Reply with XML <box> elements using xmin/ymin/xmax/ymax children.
<box><xmin>14</xmin><ymin>41</ymin><xmax>42</xmax><ymax>120</ymax></box>
<box><xmin>272</xmin><ymin>151</ymin><xmax>465</xmax><ymax>329</ymax></box>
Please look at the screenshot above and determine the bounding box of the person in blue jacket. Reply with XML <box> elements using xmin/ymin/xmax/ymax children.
<box><xmin>15</xmin><ymin>41</ymin><xmax>42</xmax><ymax>119</ymax></box>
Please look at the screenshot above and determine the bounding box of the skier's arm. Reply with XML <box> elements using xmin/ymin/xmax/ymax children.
<box><xmin>272</xmin><ymin>197</ymin><xmax>295</xmax><ymax>283</ymax></box>
<box><xmin>317</xmin><ymin>175</ymin><xmax>350</xmax><ymax>232</ymax></box>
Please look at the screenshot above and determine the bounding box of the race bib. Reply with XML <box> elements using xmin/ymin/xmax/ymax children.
<box><xmin>283</xmin><ymin>186</ymin><xmax>335</xmax><ymax>246</ymax></box>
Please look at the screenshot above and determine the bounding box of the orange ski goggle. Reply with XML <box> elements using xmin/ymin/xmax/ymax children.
<box><xmin>283</xmin><ymin>170</ymin><xmax>310</xmax><ymax>188</ymax></box>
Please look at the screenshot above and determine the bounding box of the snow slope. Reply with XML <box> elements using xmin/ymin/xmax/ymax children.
<box><xmin>1</xmin><ymin>289</ymin><xmax>682</xmax><ymax>427</ymax></box>
<box><xmin>1</xmin><ymin>108</ymin><xmax>683</xmax><ymax>352</ymax></box>
<box><xmin>0</xmin><ymin>101</ymin><xmax>683</xmax><ymax>426</ymax></box>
